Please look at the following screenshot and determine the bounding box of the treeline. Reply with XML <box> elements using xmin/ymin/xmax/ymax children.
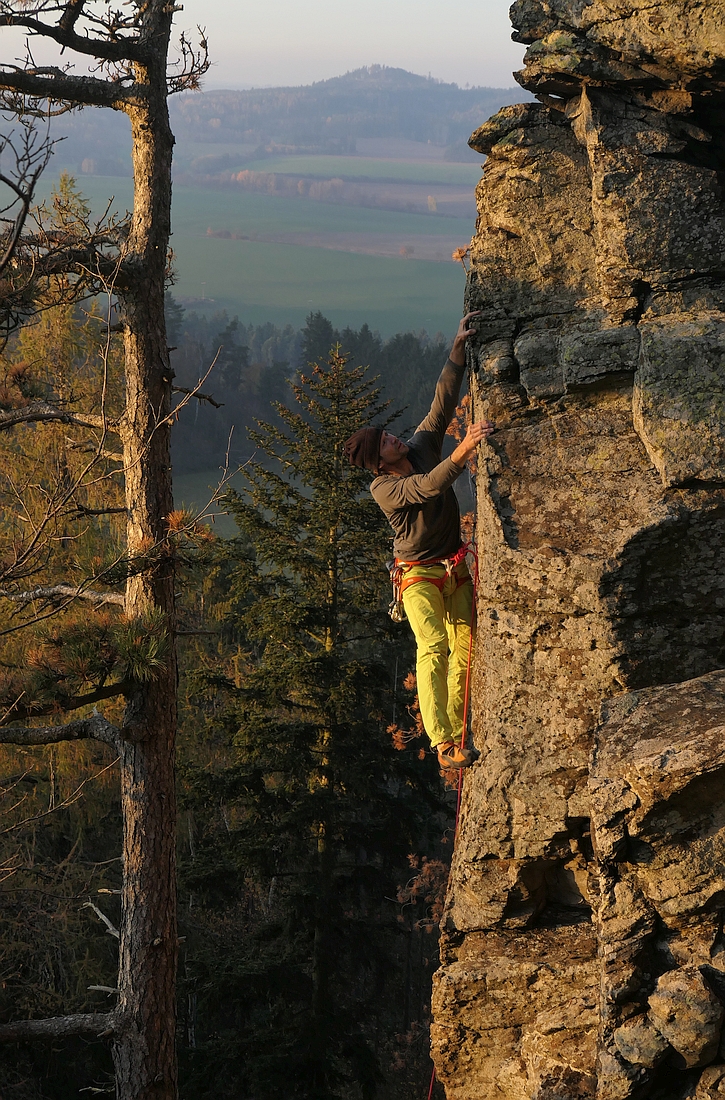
<box><xmin>168</xmin><ymin>300</ymin><xmax>452</xmax><ymax>474</ymax></box>
<box><xmin>0</xmin><ymin>286</ymin><xmax>457</xmax><ymax>1097</ymax></box>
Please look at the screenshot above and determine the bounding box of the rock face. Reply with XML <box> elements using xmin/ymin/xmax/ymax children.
<box><xmin>431</xmin><ymin>3</ymin><xmax>725</xmax><ymax>1098</ymax></box>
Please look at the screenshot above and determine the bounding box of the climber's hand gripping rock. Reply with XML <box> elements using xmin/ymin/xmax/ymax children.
<box><xmin>450</xmin><ymin>310</ymin><xmax>482</xmax><ymax>363</ymax></box>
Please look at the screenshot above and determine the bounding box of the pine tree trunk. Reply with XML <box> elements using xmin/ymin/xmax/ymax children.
<box><xmin>113</xmin><ymin>44</ymin><xmax>178</xmax><ymax>1100</ymax></box>
<box><xmin>312</xmin><ymin>825</ymin><xmax>333</xmax><ymax>1025</ymax></box>
<box><xmin>311</xmin><ymin>532</ymin><xmax>339</xmax><ymax>1052</ymax></box>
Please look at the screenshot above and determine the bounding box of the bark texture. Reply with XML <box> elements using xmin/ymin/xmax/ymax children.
<box><xmin>0</xmin><ymin>4</ymin><xmax>205</xmax><ymax>1096</ymax></box>
<box><xmin>432</xmin><ymin>3</ymin><xmax>725</xmax><ymax>1098</ymax></box>
<box><xmin>113</xmin><ymin>42</ymin><xmax>178</xmax><ymax>1100</ymax></box>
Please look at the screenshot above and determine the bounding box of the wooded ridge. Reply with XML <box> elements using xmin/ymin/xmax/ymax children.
<box><xmin>51</xmin><ymin>67</ymin><xmax>526</xmax><ymax>177</ymax></box>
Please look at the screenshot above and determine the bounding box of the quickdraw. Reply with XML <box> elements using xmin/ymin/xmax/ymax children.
<box><xmin>386</xmin><ymin>561</ymin><xmax>407</xmax><ymax>622</ymax></box>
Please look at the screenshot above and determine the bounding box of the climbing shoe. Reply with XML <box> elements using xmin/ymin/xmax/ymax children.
<box><xmin>436</xmin><ymin>741</ymin><xmax>476</xmax><ymax>771</ymax></box>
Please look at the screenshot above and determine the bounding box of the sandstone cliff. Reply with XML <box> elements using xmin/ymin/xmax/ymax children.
<box><xmin>432</xmin><ymin>3</ymin><xmax>725</xmax><ymax>1097</ymax></box>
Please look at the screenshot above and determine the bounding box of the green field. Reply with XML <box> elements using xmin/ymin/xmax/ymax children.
<box><xmin>169</xmin><ymin>182</ymin><xmax>472</xmax><ymax>239</ymax></box>
<box><xmin>169</xmin><ymin>183</ymin><xmax>470</xmax><ymax>333</ymax></box>
<box><xmin>38</xmin><ymin>169</ymin><xmax>472</xmax><ymax>334</ymax></box>
<box><xmin>176</xmin><ymin>237</ymin><xmax>466</xmax><ymax>333</ymax></box>
<box><xmin>237</xmin><ymin>155</ymin><xmax>483</xmax><ymax>185</ymax></box>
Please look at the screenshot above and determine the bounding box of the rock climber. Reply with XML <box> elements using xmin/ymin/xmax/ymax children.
<box><xmin>344</xmin><ymin>311</ymin><xmax>493</xmax><ymax>771</ymax></box>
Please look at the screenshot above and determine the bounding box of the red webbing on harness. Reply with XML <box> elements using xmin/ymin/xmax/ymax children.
<box><xmin>426</xmin><ymin>540</ymin><xmax>479</xmax><ymax>1100</ymax></box>
<box><xmin>395</xmin><ymin>542</ymin><xmax>469</xmax><ymax>571</ymax></box>
<box><xmin>396</xmin><ymin>543</ymin><xmax>472</xmax><ymax>596</ymax></box>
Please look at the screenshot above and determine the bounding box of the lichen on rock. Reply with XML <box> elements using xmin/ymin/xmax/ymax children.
<box><xmin>431</xmin><ymin>2</ymin><xmax>725</xmax><ymax>1097</ymax></box>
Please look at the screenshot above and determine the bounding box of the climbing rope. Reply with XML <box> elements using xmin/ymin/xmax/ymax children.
<box><xmin>455</xmin><ymin>540</ymin><xmax>478</xmax><ymax>832</ymax></box>
<box><xmin>427</xmin><ymin>539</ymin><xmax>479</xmax><ymax>1099</ymax></box>
<box><xmin>427</xmin><ymin>1063</ymin><xmax>437</xmax><ymax>1100</ymax></box>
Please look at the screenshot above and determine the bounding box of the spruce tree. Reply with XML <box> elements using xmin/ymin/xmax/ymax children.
<box><xmin>177</xmin><ymin>348</ymin><xmax>449</xmax><ymax>1099</ymax></box>
<box><xmin>300</xmin><ymin>311</ymin><xmax>337</xmax><ymax>368</ymax></box>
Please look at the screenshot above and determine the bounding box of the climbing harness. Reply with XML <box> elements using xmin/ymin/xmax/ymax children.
<box><xmin>386</xmin><ymin>543</ymin><xmax>472</xmax><ymax>622</ymax></box>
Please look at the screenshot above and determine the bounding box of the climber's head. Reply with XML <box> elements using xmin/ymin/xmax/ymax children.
<box><xmin>344</xmin><ymin>427</ymin><xmax>409</xmax><ymax>475</ymax></box>
<box><xmin>344</xmin><ymin>426</ymin><xmax>382</xmax><ymax>473</ymax></box>
<box><xmin>377</xmin><ymin>431</ymin><xmax>410</xmax><ymax>471</ymax></box>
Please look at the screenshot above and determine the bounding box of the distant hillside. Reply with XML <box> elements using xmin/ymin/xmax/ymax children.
<box><xmin>171</xmin><ymin>67</ymin><xmax>525</xmax><ymax>154</ymax></box>
<box><xmin>49</xmin><ymin>67</ymin><xmax>526</xmax><ymax>175</ymax></box>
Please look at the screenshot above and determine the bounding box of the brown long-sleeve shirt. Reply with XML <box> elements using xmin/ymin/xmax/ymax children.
<box><xmin>370</xmin><ymin>357</ymin><xmax>466</xmax><ymax>562</ymax></box>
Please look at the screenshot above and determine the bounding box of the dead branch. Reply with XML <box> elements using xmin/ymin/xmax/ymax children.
<box><xmin>0</xmin><ymin>0</ymin><xmax>210</xmax><ymax>113</ymax></box>
<box><xmin>0</xmin><ymin>119</ymin><xmax>54</xmax><ymax>277</ymax></box>
<box><xmin>0</xmin><ymin>12</ymin><xmax>144</xmax><ymax>64</ymax></box>
<box><xmin>68</xmin><ymin>505</ymin><xmax>127</xmax><ymax>517</ymax></box>
<box><xmin>171</xmin><ymin>385</ymin><xmax>223</xmax><ymax>409</ymax></box>
<box><xmin>163</xmin><ymin>348</ymin><xmax>221</xmax><ymax>427</ymax></box>
<box><xmin>168</xmin><ymin>26</ymin><xmax>209</xmax><ymax>94</ymax></box>
<box><xmin>57</xmin><ymin>0</ymin><xmax>87</xmax><ymax>34</ymax></box>
<box><xmin>0</xmin><ymin>68</ymin><xmax>126</xmax><ymax>112</ymax></box>
<box><xmin>0</xmin><ymin>713</ymin><xmax>120</xmax><ymax>746</ymax></box>
<box><xmin>0</xmin><ymin>402</ymin><xmax>114</xmax><ymax>432</ymax></box>
<box><xmin>0</xmin><ymin>753</ymin><xmax>120</xmax><ymax>837</ymax></box>
<box><xmin>82</xmin><ymin>899</ymin><xmax>119</xmax><ymax>939</ymax></box>
<box><xmin>0</xmin><ymin>584</ymin><xmax>125</xmax><ymax>606</ymax></box>
<box><xmin>65</xmin><ymin>440</ymin><xmax>124</xmax><ymax>463</ymax></box>
<box><xmin>0</xmin><ymin>1012</ymin><xmax>117</xmax><ymax>1043</ymax></box>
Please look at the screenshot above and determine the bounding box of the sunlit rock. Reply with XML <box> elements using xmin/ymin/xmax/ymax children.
<box><xmin>432</xmin><ymin>0</ymin><xmax>725</xmax><ymax>1096</ymax></box>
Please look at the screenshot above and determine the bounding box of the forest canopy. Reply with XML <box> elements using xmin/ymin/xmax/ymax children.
<box><xmin>168</xmin><ymin>302</ymin><xmax>458</xmax><ymax>476</ymax></box>
<box><xmin>0</xmin><ymin>260</ymin><xmax>464</xmax><ymax>1097</ymax></box>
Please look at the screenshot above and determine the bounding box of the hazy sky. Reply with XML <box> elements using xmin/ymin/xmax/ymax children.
<box><xmin>181</xmin><ymin>0</ymin><xmax>525</xmax><ymax>89</ymax></box>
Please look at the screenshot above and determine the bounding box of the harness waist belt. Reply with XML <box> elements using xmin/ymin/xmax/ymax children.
<box><xmin>395</xmin><ymin>543</ymin><xmax>469</xmax><ymax>571</ymax></box>
<box><xmin>394</xmin><ymin>544</ymin><xmax>471</xmax><ymax>596</ymax></box>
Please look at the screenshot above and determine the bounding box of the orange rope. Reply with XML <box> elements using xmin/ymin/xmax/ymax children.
<box><xmin>427</xmin><ymin>540</ymin><xmax>479</xmax><ymax>1098</ymax></box>
<box><xmin>427</xmin><ymin>1064</ymin><xmax>437</xmax><ymax>1100</ymax></box>
<box><xmin>455</xmin><ymin>541</ymin><xmax>478</xmax><ymax>831</ymax></box>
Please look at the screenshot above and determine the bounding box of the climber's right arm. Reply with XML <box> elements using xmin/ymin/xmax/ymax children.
<box><xmin>371</xmin><ymin>458</ymin><xmax>464</xmax><ymax>508</ymax></box>
<box><xmin>414</xmin><ymin>312</ymin><xmax>482</xmax><ymax>439</ymax></box>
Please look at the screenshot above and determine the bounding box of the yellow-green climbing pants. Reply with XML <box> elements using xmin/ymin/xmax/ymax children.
<box><xmin>401</xmin><ymin>562</ymin><xmax>474</xmax><ymax>750</ymax></box>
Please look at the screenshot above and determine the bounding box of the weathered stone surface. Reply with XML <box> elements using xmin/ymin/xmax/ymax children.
<box><xmin>514</xmin><ymin>325</ymin><xmax>641</xmax><ymax>401</ymax></box>
<box><xmin>612</xmin><ymin>1016</ymin><xmax>669</xmax><ymax>1068</ymax></box>
<box><xmin>560</xmin><ymin>327</ymin><xmax>640</xmax><ymax>388</ymax></box>
<box><xmin>432</xmin><ymin>927</ymin><xmax>598</xmax><ymax>1099</ymax></box>
<box><xmin>510</xmin><ymin>0</ymin><xmax>725</xmax><ymax>94</ymax></box>
<box><xmin>697</xmin><ymin>1065</ymin><xmax>725</xmax><ymax>1098</ymax></box>
<box><xmin>587</xmin><ymin>673</ymin><xmax>725</xmax><ymax>1088</ymax></box>
<box><xmin>648</xmin><ymin>967</ymin><xmax>724</xmax><ymax>1069</ymax></box>
<box><xmin>567</xmin><ymin>86</ymin><xmax>725</xmax><ymax>325</ymax></box>
<box><xmin>634</xmin><ymin>315</ymin><xmax>725</xmax><ymax>486</ymax></box>
<box><xmin>432</xmin><ymin>1</ymin><xmax>725</xmax><ymax>1097</ymax></box>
